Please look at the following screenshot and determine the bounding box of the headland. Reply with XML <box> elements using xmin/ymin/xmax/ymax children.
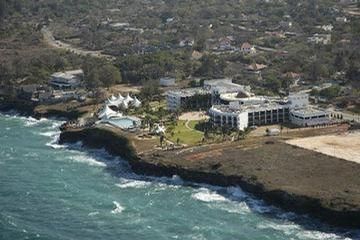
<box><xmin>59</xmin><ymin>123</ymin><xmax>360</xmax><ymax>228</ymax></box>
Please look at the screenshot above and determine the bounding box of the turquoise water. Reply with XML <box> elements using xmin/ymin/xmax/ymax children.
<box><xmin>0</xmin><ymin>113</ymin><xmax>359</xmax><ymax>240</ymax></box>
<box><xmin>107</xmin><ymin>118</ymin><xmax>136</xmax><ymax>129</ymax></box>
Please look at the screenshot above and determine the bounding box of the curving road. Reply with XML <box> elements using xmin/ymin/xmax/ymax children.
<box><xmin>41</xmin><ymin>26</ymin><xmax>115</xmax><ymax>61</ymax></box>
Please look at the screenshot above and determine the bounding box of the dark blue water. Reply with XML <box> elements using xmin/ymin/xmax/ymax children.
<box><xmin>0</xmin><ymin>113</ymin><xmax>359</xmax><ymax>240</ymax></box>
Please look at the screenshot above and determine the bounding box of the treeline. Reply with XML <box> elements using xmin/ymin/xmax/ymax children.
<box><xmin>0</xmin><ymin>49</ymin><xmax>122</xmax><ymax>89</ymax></box>
<box><xmin>0</xmin><ymin>0</ymin><xmax>108</xmax><ymax>19</ymax></box>
<box><xmin>0</xmin><ymin>50</ymin><xmax>83</xmax><ymax>86</ymax></box>
<box><xmin>116</xmin><ymin>50</ymin><xmax>228</xmax><ymax>84</ymax></box>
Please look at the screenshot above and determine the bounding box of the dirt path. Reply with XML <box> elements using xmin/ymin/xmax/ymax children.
<box><xmin>41</xmin><ymin>27</ymin><xmax>115</xmax><ymax>60</ymax></box>
<box><xmin>184</xmin><ymin>120</ymin><xmax>192</xmax><ymax>131</ymax></box>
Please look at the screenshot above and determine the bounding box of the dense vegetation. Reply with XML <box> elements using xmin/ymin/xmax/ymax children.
<box><xmin>0</xmin><ymin>0</ymin><xmax>359</xmax><ymax>102</ymax></box>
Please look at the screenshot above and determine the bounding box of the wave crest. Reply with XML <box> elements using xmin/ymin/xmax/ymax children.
<box><xmin>111</xmin><ymin>201</ymin><xmax>124</xmax><ymax>214</ymax></box>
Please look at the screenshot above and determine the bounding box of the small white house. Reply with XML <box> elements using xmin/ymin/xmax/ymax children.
<box><xmin>336</xmin><ymin>17</ymin><xmax>349</xmax><ymax>23</ymax></box>
<box><xmin>49</xmin><ymin>69</ymin><xmax>83</xmax><ymax>89</ymax></box>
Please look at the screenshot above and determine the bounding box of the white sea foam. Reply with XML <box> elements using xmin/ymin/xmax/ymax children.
<box><xmin>24</xmin><ymin>152</ymin><xmax>39</xmax><ymax>158</ymax></box>
<box><xmin>214</xmin><ymin>202</ymin><xmax>251</xmax><ymax>214</ymax></box>
<box><xmin>111</xmin><ymin>201</ymin><xmax>124</xmax><ymax>214</ymax></box>
<box><xmin>296</xmin><ymin>230</ymin><xmax>350</xmax><ymax>240</ymax></box>
<box><xmin>24</xmin><ymin>117</ymin><xmax>48</xmax><ymax>127</ymax></box>
<box><xmin>257</xmin><ymin>222</ymin><xmax>301</xmax><ymax>236</ymax></box>
<box><xmin>45</xmin><ymin>134</ymin><xmax>64</xmax><ymax>149</ymax></box>
<box><xmin>39</xmin><ymin>131</ymin><xmax>60</xmax><ymax>137</ymax></box>
<box><xmin>69</xmin><ymin>155</ymin><xmax>106</xmax><ymax>167</ymax></box>
<box><xmin>191</xmin><ymin>188</ymin><xmax>227</xmax><ymax>202</ymax></box>
<box><xmin>257</xmin><ymin>222</ymin><xmax>350</xmax><ymax>240</ymax></box>
<box><xmin>88</xmin><ymin>211</ymin><xmax>99</xmax><ymax>216</ymax></box>
<box><xmin>115</xmin><ymin>179</ymin><xmax>151</xmax><ymax>189</ymax></box>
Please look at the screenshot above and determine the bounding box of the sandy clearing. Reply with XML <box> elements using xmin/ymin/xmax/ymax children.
<box><xmin>179</xmin><ymin>112</ymin><xmax>209</xmax><ymax>121</ymax></box>
<box><xmin>286</xmin><ymin>132</ymin><xmax>360</xmax><ymax>164</ymax></box>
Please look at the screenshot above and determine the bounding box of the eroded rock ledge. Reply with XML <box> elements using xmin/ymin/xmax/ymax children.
<box><xmin>59</xmin><ymin>126</ymin><xmax>360</xmax><ymax>228</ymax></box>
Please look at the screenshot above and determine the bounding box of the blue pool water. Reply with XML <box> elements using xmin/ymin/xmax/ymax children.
<box><xmin>1</xmin><ymin>113</ymin><xmax>359</xmax><ymax>240</ymax></box>
<box><xmin>108</xmin><ymin>118</ymin><xmax>137</xmax><ymax>129</ymax></box>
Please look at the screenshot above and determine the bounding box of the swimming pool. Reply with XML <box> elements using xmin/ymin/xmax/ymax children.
<box><xmin>107</xmin><ymin>117</ymin><xmax>140</xmax><ymax>129</ymax></box>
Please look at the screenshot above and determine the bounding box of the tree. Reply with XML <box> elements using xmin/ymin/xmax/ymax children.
<box><xmin>0</xmin><ymin>0</ymin><xmax>6</xmax><ymax>19</ymax></box>
<box><xmin>334</xmin><ymin>53</ymin><xmax>346</xmax><ymax>71</ymax></box>
<box><xmin>140</xmin><ymin>80</ymin><xmax>161</xmax><ymax>101</ymax></box>
<box><xmin>86</xmin><ymin>68</ymin><xmax>101</xmax><ymax>89</ymax></box>
<box><xmin>159</xmin><ymin>135</ymin><xmax>165</xmax><ymax>147</ymax></box>
<box><xmin>100</xmin><ymin>64</ymin><xmax>121</xmax><ymax>87</ymax></box>
<box><xmin>265</xmin><ymin>75</ymin><xmax>281</xmax><ymax>93</ymax></box>
<box><xmin>319</xmin><ymin>86</ymin><xmax>341</xmax><ymax>99</ymax></box>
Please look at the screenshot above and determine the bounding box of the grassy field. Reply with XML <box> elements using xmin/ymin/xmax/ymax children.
<box><xmin>166</xmin><ymin>120</ymin><xmax>204</xmax><ymax>146</ymax></box>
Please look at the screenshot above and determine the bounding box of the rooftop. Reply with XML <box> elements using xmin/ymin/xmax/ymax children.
<box><xmin>211</xmin><ymin>101</ymin><xmax>289</xmax><ymax>114</ymax></box>
<box><xmin>291</xmin><ymin>107</ymin><xmax>328</xmax><ymax>116</ymax></box>
<box><xmin>51</xmin><ymin>69</ymin><xmax>84</xmax><ymax>79</ymax></box>
<box><xmin>204</xmin><ymin>78</ymin><xmax>250</xmax><ymax>93</ymax></box>
<box><xmin>167</xmin><ymin>88</ymin><xmax>210</xmax><ymax>97</ymax></box>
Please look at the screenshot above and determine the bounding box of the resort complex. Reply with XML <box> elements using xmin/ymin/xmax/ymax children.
<box><xmin>97</xmin><ymin>93</ymin><xmax>142</xmax><ymax>130</ymax></box>
<box><xmin>166</xmin><ymin>78</ymin><xmax>251</xmax><ymax>111</ymax></box>
<box><xmin>3</xmin><ymin>1</ymin><xmax>360</xmax><ymax>236</ymax></box>
<box><xmin>167</xmin><ymin>79</ymin><xmax>331</xmax><ymax>131</ymax></box>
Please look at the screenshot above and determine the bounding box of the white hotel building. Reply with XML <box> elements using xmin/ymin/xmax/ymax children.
<box><xmin>166</xmin><ymin>79</ymin><xmax>330</xmax><ymax>130</ymax></box>
<box><xmin>166</xmin><ymin>79</ymin><xmax>250</xmax><ymax>111</ymax></box>
<box><xmin>209</xmin><ymin>92</ymin><xmax>330</xmax><ymax>130</ymax></box>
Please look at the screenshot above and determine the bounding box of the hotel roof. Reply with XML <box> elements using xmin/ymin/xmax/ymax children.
<box><xmin>211</xmin><ymin>101</ymin><xmax>289</xmax><ymax>115</ymax></box>
<box><xmin>51</xmin><ymin>69</ymin><xmax>84</xmax><ymax>79</ymax></box>
<box><xmin>291</xmin><ymin>108</ymin><xmax>328</xmax><ymax>116</ymax></box>
<box><xmin>167</xmin><ymin>88</ymin><xmax>210</xmax><ymax>97</ymax></box>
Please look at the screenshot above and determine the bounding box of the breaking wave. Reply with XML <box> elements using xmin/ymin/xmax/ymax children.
<box><xmin>191</xmin><ymin>188</ymin><xmax>227</xmax><ymax>202</ymax></box>
<box><xmin>116</xmin><ymin>178</ymin><xmax>151</xmax><ymax>189</ymax></box>
<box><xmin>69</xmin><ymin>155</ymin><xmax>107</xmax><ymax>167</ymax></box>
<box><xmin>111</xmin><ymin>201</ymin><xmax>124</xmax><ymax>214</ymax></box>
<box><xmin>24</xmin><ymin>117</ymin><xmax>48</xmax><ymax>127</ymax></box>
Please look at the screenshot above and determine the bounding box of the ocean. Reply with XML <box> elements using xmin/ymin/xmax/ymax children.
<box><xmin>0</xmin><ymin>112</ymin><xmax>359</xmax><ymax>240</ymax></box>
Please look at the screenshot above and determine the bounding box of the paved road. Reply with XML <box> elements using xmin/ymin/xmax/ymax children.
<box><xmin>41</xmin><ymin>27</ymin><xmax>115</xmax><ymax>61</ymax></box>
<box><xmin>326</xmin><ymin>107</ymin><xmax>360</xmax><ymax>123</ymax></box>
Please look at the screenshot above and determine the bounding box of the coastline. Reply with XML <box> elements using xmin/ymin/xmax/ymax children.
<box><xmin>59</xmin><ymin>125</ymin><xmax>360</xmax><ymax>229</ymax></box>
<box><xmin>0</xmin><ymin>99</ymin><xmax>93</xmax><ymax>120</ymax></box>
<box><xmin>2</xmin><ymin>103</ymin><xmax>359</xmax><ymax>229</ymax></box>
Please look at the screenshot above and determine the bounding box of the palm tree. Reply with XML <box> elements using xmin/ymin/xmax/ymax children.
<box><xmin>160</xmin><ymin>135</ymin><xmax>165</xmax><ymax>148</ymax></box>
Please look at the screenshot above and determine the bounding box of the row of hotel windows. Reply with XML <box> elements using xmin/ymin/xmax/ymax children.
<box><xmin>290</xmin><ymin>113</ymin><xmax>327</xmax><ymax>120</ymax></box>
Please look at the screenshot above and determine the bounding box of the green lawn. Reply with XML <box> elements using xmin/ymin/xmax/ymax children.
<box><xmin>166</xmin><ymin>120</ymin><xmax>204</xmax><ymax>146</ymax></box>
<box><xmin>149</xmin><ymin>100</ymin><xmax>167</xmax><ymax>111</ymax></box>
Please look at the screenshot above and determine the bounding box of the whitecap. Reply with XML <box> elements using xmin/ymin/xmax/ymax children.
<box><xmin>69</xmin><ymin>155</ymin><xmax>106</xmax><ymax>167</ymax></box>
<box><xmin>191</xmin><ymin>188</ymin><xmax>227</xmax><ymax>202</ymax></box>
<box><xmin>257</xmin><ymin>222</ymin><xmax>301</xmax><ymax>236</ymax></box>
<box><xmin>24</xmin><ymin>152</ymin><xmax>39</xmax><ymax>158</ymax></box>
<box><xmin>214</xmin><ymin>202</ymin><xmax>251</xmax><ymax>214</ymax></box>
<box><xmin>24</xmin><ymin>117</ymin><xmax>48</xmax><ymax>127</ymax></box>
<box><xmin>43</xmin><ymin>131</ymin><xmax>66</xmax><ymax>149</ymax></box>
<box><xmin>115</xmin><ymin>179</ymin><xmax>151</xmax><ymax>189</ymax></box>
<box><xmin>296</xmin><ymin>230</ymin><xmax>349</xmax><ymax>240</ymax></box>
<box><xmin>88</xmin><ymin>211</ymin><xmax>99</xmax><ymax>216</ymax></box>
<box><xmin>111</xmin><ymin>201</ymin><xmax>124</xmax><ymax>214</ymax></box>
<box><xmin>39</xmin><ymin>131</ymin><xmax>60</xmax><ymax>137</ymax></box>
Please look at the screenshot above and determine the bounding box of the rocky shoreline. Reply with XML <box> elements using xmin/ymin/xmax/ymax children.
<box><xmin>59</xmin><ymin>126</ymin><xmax>360</xmax><ymax>229</ymax></box>
<box><xmin>0</xmin><ymin>99</ymin><xmax>91</xmax><ymax>120</ymax></box>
